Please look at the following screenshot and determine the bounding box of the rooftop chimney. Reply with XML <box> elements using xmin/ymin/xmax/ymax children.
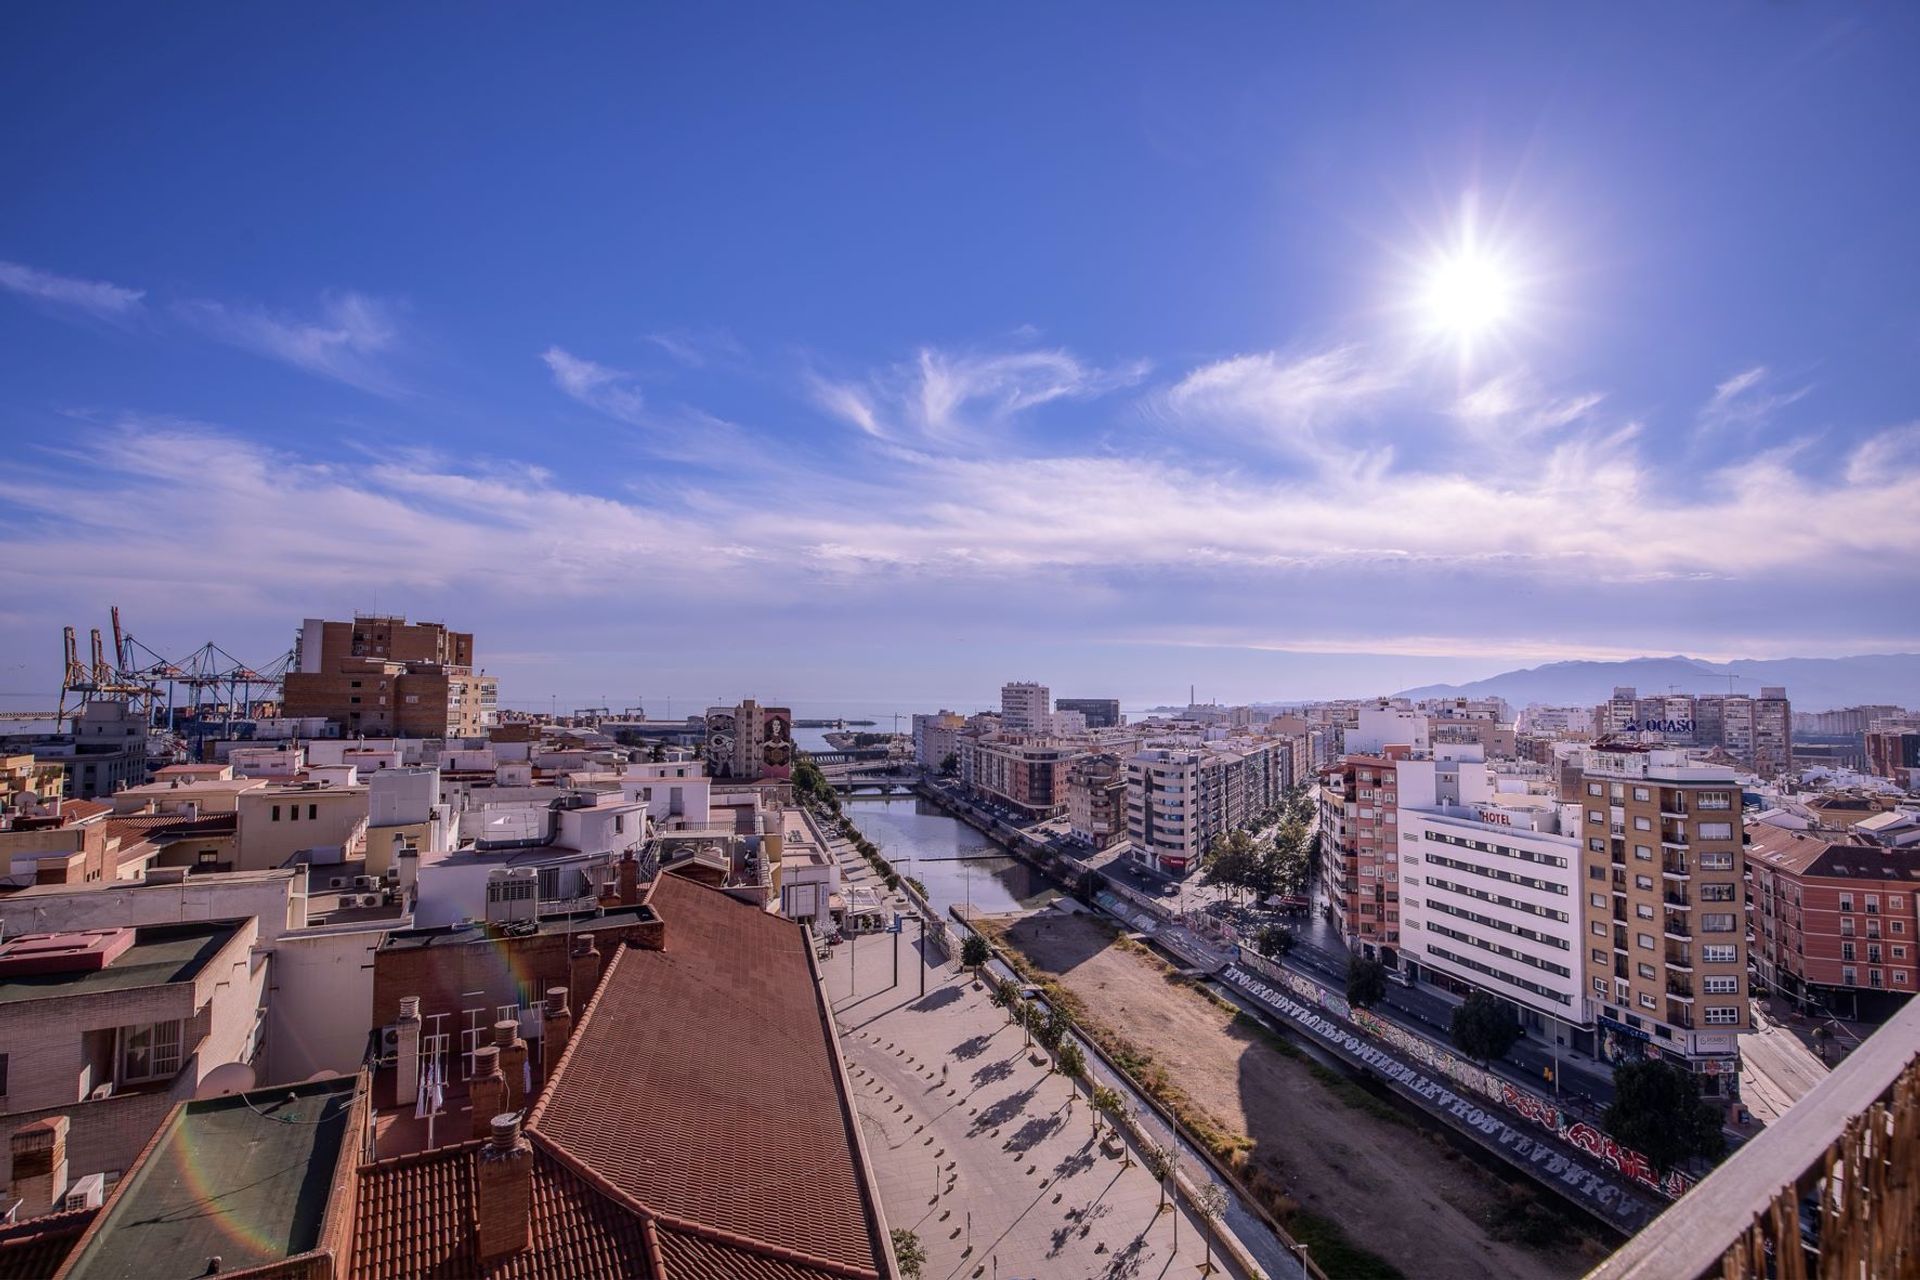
<box><xmin>568</xmin><ymin>936</ymin><xmax>601</xmax><ymax>1012</ymax></box>
<box><xmin>540</xmin><ymin>987</ymin><xmax>572</xmax><ymax>1087</ymax></box>
<box><xmin>469</xmin><ymin>1044</ymin><xmax>506</xmax><ymax>1139</ymax></box>
<box><xmin>476</xmin><ymin>1113</ymin><xmax>533</xmax><ymax>1261</ymax></box>
<box><xmin>617</xmin><ymin>851</ymin><xmax>639</xmax><ymax>905</ymax></box>
<box><xmin>394</xmin><ymin>996</ymin><xmax>422</xmax><ymax>1109</ymax></box>
<box><xmin>493</xmin><ymin>1018</ymin><xmax>528</xmax><ymax>1109</ymax></box>
<box><xmin>10</xmin><ymin>1115</ymin><xmax>70</xmax><ymax>1218</ymax></box>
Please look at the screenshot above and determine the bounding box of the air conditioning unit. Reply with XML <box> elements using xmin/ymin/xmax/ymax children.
<box><xmin>329</xmin><ymin>876</ymin><xmax>348</xmax><ymax>889</ymax></box>
<box><xmin>63</xmin><ymin>1174</ymin><xmax>105</xmax><ymax>1211</ymax></box>
<box><xmin>354</xmin><ymin>875</ymin><xmax>377</xmax><ymax>890</ymax></box>
<box><xmin>384</xmin><ymin>867</ymin><xmax>401</xmax><ymax>882</ymax></box>
<box><xmin>379</xmin><ymin>1024</ymin><xmax>401</xmax><ymax>1057</ymax></box>
<box><xmin>88</xmin><ymin>1082</ymin><xmax>114</xmax><ymax>1101</ymax></box>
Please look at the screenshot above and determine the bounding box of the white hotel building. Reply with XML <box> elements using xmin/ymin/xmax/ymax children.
<box><xmin>1395</xmin><ymin>746</ymin><xmax>1591</xmax><ymax>1046</ymax></box>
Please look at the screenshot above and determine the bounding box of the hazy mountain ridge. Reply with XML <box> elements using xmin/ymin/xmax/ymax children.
<box><xmin>1394</xmin><ymin>654</ymin><xmax>1920</xmax><ymax>712</ymax></box>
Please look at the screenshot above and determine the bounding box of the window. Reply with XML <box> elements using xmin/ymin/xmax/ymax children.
<box><xmin>1896</xmin><ymin>947</ymin><xmax>1909</xmax><ymax>960</ymax></box>
<box><xmin>1590</xmin><ymin>893</ymin><xmax>1606</xmax><ymax>908</ymax></box>
<box><xmin>1866</xmin><ymin>895</ymin><xmax>1881</xmax><ymax>915</ymax></box>
<box><xmin>1703</xmin><ymin>1006</ymin><xmax>1740</xmax><ymax>1025</ymax></box>
<box><xmin>1842</xmin><ymin>942</ymin><xmax>1856</xmax><ymax>962</ymax></box>
<box><xmin>1698</xmin><ymin>791</ymin><xmax>1732</xmax><ymax>810</ymax></box>
<box><xmin>119</xmin><ymin>1021</ymin><xmax>183</xmax><ymax>1083</ymax></box>
<box><xmin>1633</xmin><ymin>787</ymin><xmax>1651</xmax><ymax>802</ymax></box>
<box><xmin>1635</xmin><ymin>874</ymin><xmax>1654</xmax><ymax>890</ymax></box>
<box><xmin>1588</xmin><ymin>837</ymin><xmax>1605</xmax><ymax>852</ymax></box>
<box><xmin>271</xmin><ymin>805</ymin><xmax>281</xmax><ymax>821</ymax></box>
<box><xmin>1635</xmin><ymin>845</ymin><xmax>1654</xmax><ymax>862</ymax></box>
<box><xmin>1637</xmin><ymin>904</ymin><xmax>1654</xmax><ymax>920</ymax></box>
<box><xmin>1592</xmin><ymin>978</ymin><xmax>1607</xmax><ymax>994</ymax></box>
<box><xmin>1592</xmin><ymin>921</ymin><xmax>1607</xmax><ymax>936</ymax></box>
<box><xmin>1700</xmin><ymin>883</ymin><xmax>1737</xmax><ymax>902</ymax></box>
<box><xmin>307</xmin><ymin>804</ymin><xmax>317</xmax><ymax>820</ymax></box>
<box><xmin>1702</xmin><ymin>913</ymin><xmax>1737</xmax><ymax>933</ymax></box>
<box><xmin>1610</xmin><ymin>783</ymin><xmax>1625</xmax><ymax>800</ymax></box>
<box><xmin>1842</xmin><ymin>966</ymin><xmax>1857</xmax><ymax>985</ymax></box>
<box><xmin>1637</xmin><ymin>962</ymin><xmax>1655</xmax><ymax>979</ymax></box>
<box><xmin>1870</xmin><ymin>970</ymin><xmax>1884</xmax><ymax>988</ymax></box>
<box><xmin>1893</xmin><ymin>895</ymin><xmax>1906</xmax><ymax>911</ymax></box>
<box><xmin>1698</xmin><ymin>851</ymin><xmax>1734</xmax><ymax>870</ymax></box>
<box><xmin>1897</xmin><ymin>971</ymin><xmax>1909</xmax><ymax>985</ymax></box>
<box><xmin>1592</xmin><ymin>948</ymin><xmax>1607</xmax><ymax>964</ymax></box>
<box><xmin>1638</xmin><ymin>993</ymin><xmax>1656</xmax><ymax>1009</ymax></box>
<box><xmin>1703</xmin><ymin>976</ymin><xmax>1739</xmax><ymax>994</ymax></box>
<box><xmin>1588</xmin><ymin>809</ymin><xmax>1605</xmax><ymax>824</ymax></box>
<box><xmin>1703</xmin><ymin>944</ymin><xmax>1737</xmax><ymax>964</ymax></box>
<box><xmin>1697</xmin><ymin>821</ymin><xmax>1734</xmax><ymax>840</ymax></box>
<box><xmin>1840</xmin><ymin>893</ymin><xmax>1854</xmax><ymax>912</ymax></box>
<box><xmin>1587</xmin><ymin>782</ymin><xmax>1602</xmax><ymax>797</ymax></box>
<box><xmin>1638</xmin><ymin>933</ymin><xmax>1655</xmax><ymax>950</ymax></box>
<box><xmin>1634</xmin><ymin>816</ymin><xmax>1652</xmax><ymax>831</ymax></box>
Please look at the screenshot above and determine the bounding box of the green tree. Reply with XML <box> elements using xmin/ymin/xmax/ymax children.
<box><xmin>1604</xmin><ymin>1058</ymin><xmax>1728</xmax><ymax>1176</ymax></box>
<box><xmin>890</xmin><ymin>1228</ymin><xmax>927</xmax><ymax>1279</ymax></box>
<box><xmin>939</xmin><ymin>751</ymin><xmax>958</xmax><ymax>777</ymax></box>
<box><xmin>1092</xmin><ymin>1084</ymin><xmax>1124</xmax><ymax>1136</ymax></box>
<box><xmin>1198</xmin><ymin>1182</ymin><xmax>1228</xmax><ymax>1275</ymax></box>
<box><xmin>1265</xmin><ymin>818</ymin><xmax>1312</xmax><ymax>899</ymax></box>
<box><xmin>1057</xmin><ymin>1038</ymin><xmax>1086</xmax><ymax>1082</ymax></box>
<box><xmin>1346</xmin><ymin>955</ymin><xmax>1389</xmax><ymax>1010</ymax></box>
<box><xmin>1202</xmin><ymin>829</ymin><xmax>1258</xmax><ymax>902</ymax></box>
<box><xmin>1036</xmin><ymin>1005</ymin><xmax>1070</xmax><ymax>1052</ymax></box>
<box><xmin>647</xmin><ymin>740</ymin><xmax>667</xmax><ymax>763</ymax></box>
<box><xmin>1256</xmin><ymin>924</ymin><xmax>1296</xmax><ymax>958</ymax></box>
<box><xmin>961</xmin><ymin>933</ymin><xmax>990</xmax><ymax>972</ymax></box>
<box><xmin>1450</xmin><ymin>991</ymin><xmax>1523</xmax><ymax>1064</ymax></box>
<box><xmin>1142</xmin><ymin>1139</ymin><xmax>1176</xmax><ymax>1214</ymax></box>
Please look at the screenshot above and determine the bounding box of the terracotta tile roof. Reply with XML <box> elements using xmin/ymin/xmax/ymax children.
<box><xmin>528</xmin><ymin>873</ymin><xmax>883</xmax><ymax>1276</ymax></box>
<box><xmin>55</xmin><ymin>799</ymin><xmax>110</xmax><ymax>823</ymax></box>
<box><xmin>1748</xmin><ymin>824</ymin><xmax>1920</xmax><ymax>882</ymax></box>
<box><xmin>351</xmin><ymin>1142</ymin><xmax>654</xmax><ymax>1280</ymax></box>
<box><xmin>0</xmin><ymin>1205</ymin><xmax>96</xmax><ymax>1279</ymax></box>
<box><xmin>102</xmin><ymin>810</ymin><xmax>237</xmax><ymax>846</ymax></box>
<box><xmin>348</xmin><ymin>874</ymin><xmax>888</xmax><ymax>1280</ymax></box>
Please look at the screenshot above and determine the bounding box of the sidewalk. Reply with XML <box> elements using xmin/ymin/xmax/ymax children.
<box><xmin>827</xmin><ymin>927</ymin><xmax>1264</xmax><ymax>1279</ymax></box>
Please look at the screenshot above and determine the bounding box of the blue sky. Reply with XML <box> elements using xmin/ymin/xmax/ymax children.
<box><xmin>3</xmin><ymin>3</ymin><xmax>1918</xmax><ymax>712</ymax></box>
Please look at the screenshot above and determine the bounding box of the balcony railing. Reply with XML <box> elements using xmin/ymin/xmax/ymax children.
<box><xmin>1583</xmin><ymin>993</ymin><xmax>1920</xmax><ymax>1279</ymax></box>
<box><xmin>1663</xmin><ymin>917</ymin><xmax>1692</xmax><ymax>940</ymax></box>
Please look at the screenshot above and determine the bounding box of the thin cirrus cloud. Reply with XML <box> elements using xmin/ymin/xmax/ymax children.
<box><xmin>1697</xmin><ymin>364</ymin><xmax>1812</xmax><ymax>433</ymax></box>
<box><xmin>1159</xmin><ymin>345</ymin><xmax>1404</xmax><ymax>475</ymax></box>
<box><xmin>174</xmin><ymin>291</ymin><xmax>404</xmax><ymax>393</ymax></box>
<box><xmin>809</xmin><ymin>345</ymin><xmax>1150</xmax><ymax>447</ymax></box>
<box><xmin>542</xmin><ymin>346</ymin><xmax>648</xmax><ymax>426</ymax></box>
<box><xmin>0</xmin><ymin>259</ymin><xmax>146</xmax><ymax>319</ymax></box>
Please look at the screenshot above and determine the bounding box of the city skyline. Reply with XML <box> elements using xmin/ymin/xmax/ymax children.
<box><xmin>4</xmin><ymin>6</ymin><xmax>1920</xmax><ymax>707</ymax></box>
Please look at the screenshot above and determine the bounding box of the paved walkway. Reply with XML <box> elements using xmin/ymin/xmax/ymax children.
<box><xmin>1738</xmin><ymin>1004</ymin><xmax>1830</xmax><ymax>1126</ymax></box>
<box><xmin>828</xmin><ymin>930</ymin><xmax>1251</xmax><ymax>1280</ymax></box>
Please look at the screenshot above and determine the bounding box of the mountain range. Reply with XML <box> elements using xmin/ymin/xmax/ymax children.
<box><xmin>1393</xmin><ymin>654</ymin><xmax>1920</xmax><ymax>713</ymax></box>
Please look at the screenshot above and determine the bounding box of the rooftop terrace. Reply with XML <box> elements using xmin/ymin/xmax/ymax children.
<box><xmin>0</xmin><ymin>920</ymin><xmax>240</xmax><ymax>1004</ymax></box>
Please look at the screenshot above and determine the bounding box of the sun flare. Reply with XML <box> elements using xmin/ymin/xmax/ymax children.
<box><xmin>1422</xmin><ymin>250</ymin><xmax>1514</xmax><ymax>340</ymax></box>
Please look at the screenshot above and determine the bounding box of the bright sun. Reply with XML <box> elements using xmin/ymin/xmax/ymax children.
<box><xmin>1422</xmin><ymin>249</ymin><xmax>1514</xmax><ymax>340</ymax></box>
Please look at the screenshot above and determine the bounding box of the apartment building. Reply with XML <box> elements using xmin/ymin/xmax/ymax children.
<box><xmin>703</xmin><ymin>699</ymin><xmax>794</xmax><ymax>780</ymax></box>
<box><xmin>1523</xmin><ymin>705</ymin><xmax>1596</xmax><ymax>737</ymax></box>
<box><xmin>282</xmin><ymin>615</ymin><xmax>498</xmax><ymax>737</ymax></box>
<box><xmin>1000</xmin><ymin>681</ymin><xmax>1051</xmax><ymax>734</ymax></box>
<box><xmin>1747</xmin><ymin>825</ymin><xmax>1919</xmax><ymax>1018</ymax></box>
<box><xmin>1128</xmin><ymin>739</ymin><xmax>1299</xmax><ymax>876</ymax></box>
<box><xmin>1318</xmin><ymin>753</ymin><xmax>1404</xmax><ymax>958</ymax></box>
<box><xmin>911</xmin><ymin>710</ymin><xmax>967</xmax><ymax>770</ymax></box>
<box><xmin>1577</xmin><ymin>746</ymin><xmax>1747</xmax><ymax>1093</ymax></box>
<box><xmin>958</xmin><ymin>736</ymin><xmax>1074</xmax><ymax>819</ymax></box>
<box><xmin>1865</xmin><ymin>724</ymin><xmax>1920</xmax><ymax>787</ymax></box>
<box><xmin>1065</xmin><ymin>752</ymin><xmax>1128</xmax><ymax>849</ymax></box>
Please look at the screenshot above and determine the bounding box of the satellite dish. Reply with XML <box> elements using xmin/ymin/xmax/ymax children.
<box><xmin>194</xmin><ymin>1062</ymin><xmax>258</xmax><ymax>1099</ymax></box>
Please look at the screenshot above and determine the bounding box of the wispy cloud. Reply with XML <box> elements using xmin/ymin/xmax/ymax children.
<box><xmin>0</xmin><ymin>260</ymin><xmax>146</xmax><ymax>319</ymax></box>
<box><xmin>543</xmin><ymin>346</ymin><xmax>647</xmax><ymax>426</ymax></box>
<box><xmin>1452</xmin><ymin>370</ymin><xmax>1603</xmax><ymax>436</ymax></box>
<box><xmin>175</xmin><ymin>291</ymin><xmax>403</xmax><ymax>392</ymax></box>
<box><xmin>810</xmin><ymin>345</ymin><xmax>1149</xmax><ymax>446</ymax></box>
<box><xmin>1698</xmin><ymin>364</ymin><xmax>1811</xmax><ymax>432</ymax></box>
<box><xmin>644</xmin><ymin>327</ymin><xmax>747</xmax><ymax>370</ymax></box>
<box><xmin>1161</xmin><ymin>345</ymin><xmax>1402</xmax><ymax>474</ymax></box>
<box><xmin>1844</xmin><ymin>421</ymin><xmax>1920</xmax><ymax>485</ymax></box>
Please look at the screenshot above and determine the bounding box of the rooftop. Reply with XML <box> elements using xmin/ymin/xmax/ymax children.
<box><xmin>1747</xmin><ymin>824</ymin><xmax>1920</xmax><ymax>882</ymax></box>
<box><xmin>352</xmin><ymin>873</ymin><xmax>889</xmax><ymax>1278</ymax></box>
<box><xmin>375</xmin><ymin>902</ymin><xmax>659</xmax><ymax>953</ymax></box>
<box><xmin>0</xmin><ymin>920</ymin><xmax>240</xmax><ymax>1004</ymax></box>
<box><xmin>60</xmin><ymin>1076</ymin><xmax>361</xmax><ymax>1280</ymax></box>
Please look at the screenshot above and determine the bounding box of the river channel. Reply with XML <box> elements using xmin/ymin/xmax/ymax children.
<box><xmin>839</xmin><ymin>795</ymin><xmax>1060</xmax><ymax>918</ymax></box>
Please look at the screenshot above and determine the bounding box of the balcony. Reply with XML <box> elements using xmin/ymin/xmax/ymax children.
<box><xmin>1663</xmin><ymin>891</ymin><xmax>1693</xmax><ymax>910</ymax></box>
<box><xmin>1582</xmin><ymin>995</ymin><xmax>1920</xmax><ymax>1279</ymax></box>
<box><xmin>1665</xmin><ymin>979</ymin><xmax>1695</xmax><ymax>1000</ymax></box>
<box><xmin>1662</xmin><ymin>858</ymin><xmax>1690</xmax><ymax>879</ymax></box>
<box><xmin>1665</xmin><ymin>948</ymin><xmax>1693</xmax><ymax>970</ymax></box>
<box><xmin>1663</xmin><ymin>916</ymin><xmax>1693</xmax><ymax>940</ymax></box>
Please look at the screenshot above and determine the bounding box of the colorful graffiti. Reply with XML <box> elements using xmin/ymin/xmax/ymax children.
<box><xmin>1233</xmin><ymin>947</ymin><xmax>1695</xmax><ymax>1201</ymax></box>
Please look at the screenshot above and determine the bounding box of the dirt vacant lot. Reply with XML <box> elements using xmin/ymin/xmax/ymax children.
<box><xmin>981</xmin><ymin>909</ymin><xmax>1596</xmax><ymax>1280</ymax></box>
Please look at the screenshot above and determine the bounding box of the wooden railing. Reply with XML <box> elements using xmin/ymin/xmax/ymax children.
<box><xmin>1585</xmin><ymin>993</ymin><xmax>1920</xmax><ymax>1279</ymax></box>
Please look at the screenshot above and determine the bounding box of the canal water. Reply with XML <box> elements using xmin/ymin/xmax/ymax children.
<box><xmin>840</xmin><ymin>795</ymin><xmax>1059</xmax><ymax>918</ymax></box>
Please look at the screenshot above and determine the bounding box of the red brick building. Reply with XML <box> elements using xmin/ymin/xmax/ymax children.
<box><xmin>1318</xmin><ymin>752</ymin><xmax>1404</xmax><ymax>962</ymax></box>
<box><xmin>1748</xmin><ymin>824</ymin><xmax>1920</xmax><ymax>1018</ymax></box>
